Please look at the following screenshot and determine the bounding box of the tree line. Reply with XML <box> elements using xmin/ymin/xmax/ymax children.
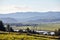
<box><xmin>0</xmin><ymin>20</ymin><xmax>14</xmax><ymax>32</ymax></box>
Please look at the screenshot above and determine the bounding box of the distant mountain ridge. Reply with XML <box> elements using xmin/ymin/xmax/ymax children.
<box><xmin>0</xmin><ymin>12</ymin><xmax>60</xmax><ymax>24</ymax></box>
<box><xmin>0</xmin><ymin>17</ymin><xmax>18</xmax><ymax>23</ymax></box>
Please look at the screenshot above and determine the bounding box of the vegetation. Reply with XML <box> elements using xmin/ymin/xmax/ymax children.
<box><xmin>6</xmin><ymin>24</ymin><xmax>14</xmax><ymax>32</ymax></box>
<box><xmin>0</xmin><ymin>32</ymin><xmax>56</xmax><ymax>40</ymax></box>
<box><xmin>0</xmin><ymin>20</ymin><xmax>6</xmax><ymax>31</ymax></box>
<box><xmin>12</xmin><ymin>23</ymin><xmax>60</xmax><ymax>31</ymax></box>
<box><xmin>55</xmin><ymin>28</ymin><xmax>60</xmax><ymax>36</ymax></box>
<box><xmin>0</xmin><ymin>20</ymin><xmax>60</xmax><ymax>40</ymax></box>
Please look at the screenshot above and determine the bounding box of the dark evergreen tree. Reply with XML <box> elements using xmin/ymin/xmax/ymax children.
<box><xmin>0</xmin><ymin>20</ymin><xmax>6</xmax><ymax>31</ymax></box>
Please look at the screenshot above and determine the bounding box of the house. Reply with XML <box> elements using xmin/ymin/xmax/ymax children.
<box><xmin>43</xmin><ymin>32</ymin><xmax>48</xmax><ymax>35</ymax></box>
<box><xmin>36</xmin><ymin>30</ymin><xmax>48</xmax><ymax>35</ymax></box>
<box><xmin>49</xmin><ymin>32</ymin><xmax>55</xmax><ymax>36</ymax></box>
<box><xmin>36</xmin><ymin>30</ymin><xmax>55</xmax><ymax>36</ymax></box>
<box><xmin>14</xmin><ymin>30</ymin><xmax>19</xmax><ymax>32</ymax></box>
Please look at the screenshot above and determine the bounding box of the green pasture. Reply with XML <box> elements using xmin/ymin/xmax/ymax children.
<box><xmin>0</xmin><ymin>32</ymin><xmax>56</xmax><ymax>40</ymax></box>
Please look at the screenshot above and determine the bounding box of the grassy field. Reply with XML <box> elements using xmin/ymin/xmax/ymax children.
<box><xmin>12</xmin><ymin>23</ymin><xmax>60</xmax><ymax>31</ymax></box>
<box><xmin>0</xmin><ymin>32</ymin><xmax>56</xmax><ymax>40</ymax></box>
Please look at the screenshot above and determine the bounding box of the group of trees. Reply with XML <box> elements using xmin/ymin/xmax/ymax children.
<box><xmin>0</xmin><ymin>20</ymin><xmax>14</xmax><ymax>32</ymax></box>
<box><xmin>18</xmin><ymin>27</ymin><xmax>38</xmax><ymax>34</ymax></box>
<box><xmin>0</xmin><ymin>21</ymin><xmax>6</xmax><ymax>31</ymax></box>
<box><xmin>55</xmin><ymin>29</ymin><xmax>60</xmax><ymax>36</ymax></box>
<box><xmin>6</xmin><ymin>24</ymin><xmax>14</xmax><ymax>32</ymax></box>
<box><xmin>0</xmin><ymin>20</ymin><xmax>36</xmax><ymax>34</ymax></box>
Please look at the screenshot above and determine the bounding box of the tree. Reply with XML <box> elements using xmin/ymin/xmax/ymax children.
<box><xmin>26</xmin><ymin>28</ymin><xmax>31</xmax><ymax>33</ymax></box>
<box><xmin>26</xmin><ymin>28</ymin><xmax>30</xmax><ymax>31</ymax></box>
<box><xmin>10</xmin><ymin>27</ymin><xmax>14</xmax><ymax>32</ymax></box>
<box><xmin>6</xmin><ymin>24</ymin><xmax>14</xmax><ymax>33</ymax></box>
<box><xmin>55</xmin><ymin>29</ymin><xmax>58</xmax><ymax>36</ymax></box>
<box><xmin>0</xmin><ymin>20</ymin><xmax>6</xmax><ymax>31</ymax></box>
<box><xmin>55</xmin><ymin>28</ymin><xmax>60</xmax><ymax>36</ymax></box>
<box><xmin>57</xmin><ymin>28</ymin><xmax>60</xmax><ymax>36</ymax></box>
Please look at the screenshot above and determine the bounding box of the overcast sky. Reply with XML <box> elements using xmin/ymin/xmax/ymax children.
<box><xmin>0</xmin><ymin>0</ymin><xmax>60</xmax><ymax>14</ymax></box>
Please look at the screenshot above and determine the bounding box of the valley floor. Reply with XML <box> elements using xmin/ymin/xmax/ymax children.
<box><xmin>0</xmin><ymin>32</ymin><xmax>59</xmax><ymax>40</ymax></box>
<box><xmin>12</xmin><ymin>23</ymin><xmax>60</xmax><ymax>31</ymax></box>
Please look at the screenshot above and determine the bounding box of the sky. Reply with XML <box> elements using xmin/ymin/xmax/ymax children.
<box><xmin>0</xmin><ymin>0</ymin><xmax>60</xmax><ymax>14</ymax></box>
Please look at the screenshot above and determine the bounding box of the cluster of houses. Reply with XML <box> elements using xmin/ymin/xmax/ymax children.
<box><xmin>14</xmin><ymin>29</ymin><xmax>55</xmax><ymax>36</ymax></box>
<box><xmin>36</xmin><ymin>30</ymin><xmax>55</xmax><ymax>36</ymax></box>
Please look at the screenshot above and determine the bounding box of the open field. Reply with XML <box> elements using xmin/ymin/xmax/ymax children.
<box><xmin>12</xmin><ymin>23</ymin><xmax>60</xmax><ymax>31</ymax></box>
<box><xmin>1</xmin><ymin>23</ymin><xmax>59</xmax><ymax>40</ymax></box>
<box><xmin>0</xmin><ymin>32</ymin><xmax>57</xmax><ymax>40</ymax></box>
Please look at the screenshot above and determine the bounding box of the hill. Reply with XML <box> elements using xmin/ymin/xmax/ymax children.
<box><xmin>0</xmin><ymin>12</ymin><xmax>60</xmax><ymax>24</ymax></box>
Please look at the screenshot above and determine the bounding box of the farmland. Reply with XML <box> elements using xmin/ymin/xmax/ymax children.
<box><xmin>12</xmin><ymin>23</ymin><xmax>60</xmax><ymax>31</ymax></box>
<box><xmin>0</xmin><ymin>32</ymin><xmax>56</xmax><ymax>40</ymax></box>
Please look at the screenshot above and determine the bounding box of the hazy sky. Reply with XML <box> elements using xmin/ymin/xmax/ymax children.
<box><xmin>0</xmin><ymin>0</ymin><xmax>60</xmax><ymax>14</ymax></box>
